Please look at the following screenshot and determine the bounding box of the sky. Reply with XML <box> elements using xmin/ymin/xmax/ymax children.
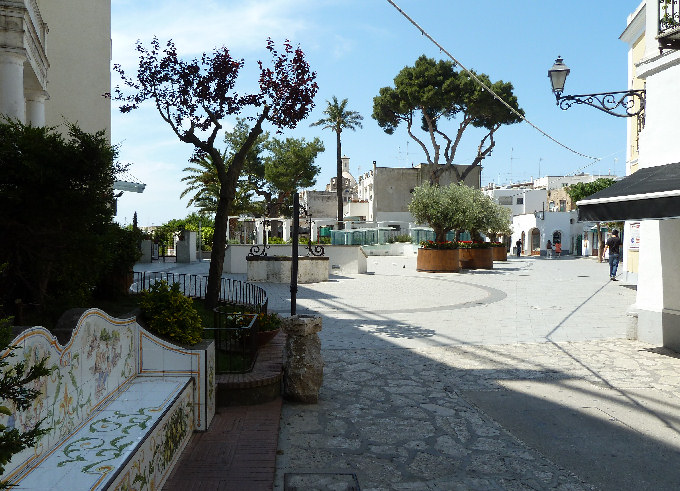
<box><xmin>111</xmin><ymin>0</ymin><xmax>643</xmax><ymax>227</ymax></box>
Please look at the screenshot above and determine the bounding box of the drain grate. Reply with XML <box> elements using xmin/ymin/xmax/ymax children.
<box><xmin>284</xmin><ymin>472</ymin><xmax>360</xmax><ymax>490</ymax></box>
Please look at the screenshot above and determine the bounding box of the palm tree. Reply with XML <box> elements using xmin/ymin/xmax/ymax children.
<box><xmin>311</xmin><ymin>96</ymin><xmax>363</xmax><ymax>227</ymax></box>
<box><xmin>180</xmin><ymin>154</ymin><xmax>222</xmax><ymax>215</ymax></box>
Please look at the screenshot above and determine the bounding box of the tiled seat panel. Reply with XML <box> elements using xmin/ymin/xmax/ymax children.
<box><xmin>11</xmin><ymin>376</ymin><xmax>192</xmax><ymax>491</ymax></box>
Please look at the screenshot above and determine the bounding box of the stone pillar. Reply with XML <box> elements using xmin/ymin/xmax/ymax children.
<box><xmin>25</xmin><ymin>90</ymin><xmax>48</xmax><ymax>126</ymax></box>
<box><xmin>282</xmin><ymin>315</ymin><xmax>323</xmax><ymax>403</ymax></box>
<box><xmin>0</xmin><ymin>51</ymin><xmax>26</xmax><ymax>122</ymax></box>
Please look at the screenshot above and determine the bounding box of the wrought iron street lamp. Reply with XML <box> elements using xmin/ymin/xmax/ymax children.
<box><xmin>548</xmin><ymin>56</ymin><xmax>646</xmax><ymax>128</ymax></box>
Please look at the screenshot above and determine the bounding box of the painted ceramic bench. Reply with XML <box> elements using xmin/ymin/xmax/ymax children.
<box><xmin>0</xmin><ymin>309</ymin><xmax>215</xmax><ymax>490</ymax></box>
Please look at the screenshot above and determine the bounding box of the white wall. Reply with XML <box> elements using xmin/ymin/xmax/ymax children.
<box><xmin>37</xmin><ymin>0</ymin><xmax>111</xmax><ymax>138</ymax></box>
<box><xmin>630</xmin><ymin>0</ymin><xmax>680</xmax><ymax>349</ymax></box>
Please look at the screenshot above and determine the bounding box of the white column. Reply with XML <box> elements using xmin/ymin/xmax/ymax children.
<box><xmin>0</xmin><ymin>51</ymin><xmax>27</xmax><ymax>122</ymax></box>
<box><xmin>25</xmin><ymin>90</ymin><xmax>48</xmax><ymax>126</ymax></box>
<box><xmin>282</xmin><ymin>219</ymin><xmax>291</xmax><ymax>242</ymax></box>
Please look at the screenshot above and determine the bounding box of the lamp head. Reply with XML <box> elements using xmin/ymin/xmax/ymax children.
<box><xmin>548</xmin><ymin>56</ymin><xmax>570</xmax><ymax>98</ymax></box>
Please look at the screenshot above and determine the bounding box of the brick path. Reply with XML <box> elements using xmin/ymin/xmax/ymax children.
<box><xmin>163</xmin><ymin>398</ymin><xmax>282</xmax><ymax>491</ymax></box>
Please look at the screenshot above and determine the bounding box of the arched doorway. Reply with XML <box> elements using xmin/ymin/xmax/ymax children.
<box><xmin>530</xmin><ymin>228</ymin><xmax>541</xmax><ymax>255</ymax></box>
<box><xmin>552</xmin><ymin>231</ymin><xmax>562</xmax><ymax>244</ymax></box>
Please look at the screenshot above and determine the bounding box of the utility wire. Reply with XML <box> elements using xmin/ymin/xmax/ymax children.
<box><xmin>384</xmin><ymin>0</ymin><xmax>602</xmax><ymax>163</ymax></box>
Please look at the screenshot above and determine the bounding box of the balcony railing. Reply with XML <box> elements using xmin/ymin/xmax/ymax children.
<box><xmin>659</xmin><ymin>0</ymin><xmax>680</xmax><ymax>51</ymax></box>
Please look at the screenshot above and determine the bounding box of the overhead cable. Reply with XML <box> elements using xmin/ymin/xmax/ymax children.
<box><xmin>384</xmin><ymin>0</ymin><xmax>602</xmax><ymax>163</ymax></box>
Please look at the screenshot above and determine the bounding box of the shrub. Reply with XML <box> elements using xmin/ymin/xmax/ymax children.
<box><xmin>267</xmin><ymin>236</ymin><xmax>285</xmax><ymax>244</ymax></box>
<box><xmin>420</xmin><ymin>240</ymin><xmax>458</xmax><ymax>250</ymax></box>
<box><xmin>457</xmin><ymin>241</ymin><xmax>491</xmax><ymax>249</ymax></box>
<box><xmin>139</xmin><ymin>281</ymin><xmax>203</xmax><ymax>345</ymax></box>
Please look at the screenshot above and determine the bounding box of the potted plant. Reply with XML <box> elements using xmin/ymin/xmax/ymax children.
<box><xmin>485</xmin><ymin>202</ymin><xmax>512</xmax><ymax>262</ymax></box>
<box><xmin>409</xmin><ymin>183</ymin><xmax>470</xmax><ymax>272</ymax></box>
<box><xmin>255</xmin><ymin>312</ymin><xmax>282</xmax><ymax>346</ymax></box>
<box><xmin>457</xmin><ymin>240</ymin><xmax>493</xmax><ymax>269</ymax></box>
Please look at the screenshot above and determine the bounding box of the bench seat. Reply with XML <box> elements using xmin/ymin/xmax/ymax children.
<box><xmin>9</xmin><ymin>376</ymin><xmax>193</xmax><ymax>490</ymax></box>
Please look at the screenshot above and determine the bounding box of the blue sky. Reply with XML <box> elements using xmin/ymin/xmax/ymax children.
<box><xmin>111</xmin><ymin>0</ymin><xmax>642</xmax><ymax>226</ymax></box>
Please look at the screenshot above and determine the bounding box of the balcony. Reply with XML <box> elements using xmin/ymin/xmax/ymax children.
<box><xmin>659</xmin><ymin>0</ymin><xmax>680</xmax><ymax>51</ymax></box>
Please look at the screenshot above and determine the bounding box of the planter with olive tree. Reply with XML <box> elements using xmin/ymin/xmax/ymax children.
<box><xmin>409</xmin><ymin>183</ymin><xmax>471</xmax><ymax>273</ymax></box>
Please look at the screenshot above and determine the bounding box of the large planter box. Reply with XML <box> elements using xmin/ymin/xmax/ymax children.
<box><xmin>491</xmin><ymin>246</ymin><xmax>508</xmax><ymax>261</ymax></box>
<box><xmin>247</xmin><ymin>256</ymin><xmax>329</xmax><ymax>283</ymax></box>
<box><xmin>459</xmin><ymin>248</ymin><xmax>493</xmax><ymax>269</ymax></box>
<box><xmin>416</xmin><ymin>248</ymin><xmax>460</xmax><ymax>272</ymax></box>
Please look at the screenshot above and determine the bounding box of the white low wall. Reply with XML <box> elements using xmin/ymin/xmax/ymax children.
<box><xmin>362</xmin><ymin>243</ymin><xmax>418</xmax><ymax>256</ymax></box>
<box><xmin>224</xmin><ymin>244</ymin><xmax>367</xmax><ymax>275</ymax></box>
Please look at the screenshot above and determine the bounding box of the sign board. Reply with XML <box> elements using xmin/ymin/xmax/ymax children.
<box><xmin>628</xmin><ymin>222</ymin><xmax>640</xmax><ymax>250</ymax></box>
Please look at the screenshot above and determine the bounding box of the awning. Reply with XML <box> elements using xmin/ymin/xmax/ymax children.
<box><xmin>577</xmin><ymin>162</ymin><xmax>680</xmax><ymax>221</ymax></box>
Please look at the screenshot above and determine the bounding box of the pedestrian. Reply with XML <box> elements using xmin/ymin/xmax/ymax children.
<box><xmin>546</xmin><ymin>240</ymin><xmax>553</xmax><ymax>259</ymax></box>
<box><xmin>515</xmin><ymin>239</ymin><xmax>522</xmax><ymax>257</ymax></box>
<box><xmin>555</xmin><ymin>241</ymin><xmax>562</xmax><ymax>258</ymax></box>
<box><xmin>604</xmin><ymin>230</ymin><xmax>622</xmax><ymax>281</ymax></box>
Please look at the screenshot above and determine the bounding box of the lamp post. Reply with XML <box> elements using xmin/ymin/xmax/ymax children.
<box><xmin>548</xmin><ymin>56</ymin><xmax>646</xmax><ymax>128</ymax></box>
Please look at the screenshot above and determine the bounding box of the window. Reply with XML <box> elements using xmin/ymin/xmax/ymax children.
<box><xmin>559</xmin><ymin>200</ymin><xmax>566</xmax><ymax>212</ymax></box>
<box><xmin>499</xmin><ymin>196</ymin><xmax>512</xmax><ymax>205</ymax></box>
<box><xmin>516</xmin><ymin>197</ymin><xmax>524</xmax><ymax>205</ymax></box>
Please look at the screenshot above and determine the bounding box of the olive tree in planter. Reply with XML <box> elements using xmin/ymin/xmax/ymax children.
<box><xmin>485</xmin><ymin>203</ymin><xmax>512</xmax><ymax>261</ymax></box>
<box><xmin>408</xmin><ymin>183</ymin><xmax>472</xmax><ymax>272</ymax></box>
<box><xmin>454</xmin><ymin>186</ymin><xmax>497</xmax><ymax>269</ymax></box>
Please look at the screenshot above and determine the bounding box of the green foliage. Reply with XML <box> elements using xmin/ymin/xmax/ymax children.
<box><xmin>389</xmin><ymin>234</ymin><xmax>413</xmax><ymax>243</ymax></box>
<box><xmin>457</xmin><ymin>241</ymin><xmax>492</xmax><ymax>249</ymax></box>
<box><xmin>0</xmin><ymin>121</ymin><xmax>125</xmax><ymax>320</ymax></box>
<box><xmin>267</xmin><ymin>236</ymin><xmax>285</xmax><ymax>244</ymax></box>
<box><xmin>567</xmin><ymin>178</ymin><xmax>616</xmax><ymax>205</ymax></box>
<box><xmin>215</xmin><ymin>303</ymin><xmax>281</xmax><ymax>332</ymax></box>
<box><xmin>409</xmin><ymin>183</ymin><xmax>473</xmax><ymax>242</ymax></box>
<box><xmin>409</xmin><ymin>183</ymin><xmax>501</xmax><ymax>242</ymax></box>
<box><xmin>310</xmin><ymin>96</ymin><xmax>363</xmax><ymax>220</ymax></box>
<box><xmin>420</xmin><ymin>240</ymin><xmax>457</xmax><ymax>250</ymax></box>
<box><xmin>139</xmin><ymin>281</ymin><xmax>203</xmax><ymax>346</ymax></box>
<box><xmin>372</xmin><ymin>55</ymin><xmax>523</xmax><ymax>182</ymax></box>
<box><xmin>0</xmin><ymin>274</ymin><xmax>51</xmax><ymax>481</ymax></box>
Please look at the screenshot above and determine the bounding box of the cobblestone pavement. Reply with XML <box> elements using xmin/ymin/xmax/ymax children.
<box><xmin>273</xmin><ymin>256</ymin><xmax>680</xmax><ymax>490</ymax></box>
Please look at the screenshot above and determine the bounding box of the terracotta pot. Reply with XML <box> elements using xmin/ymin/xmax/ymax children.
<box><xmin>416</xmin><ymin>248</ymin><xmax>460</xmax><ymax>272</ymax></box>
<box><xmin>491</xmin><ymin>247</ymin><xmax>508</xmax><ymax>262</ymax></box>
<box><xmin>256</xmin><ymin>328</ymin><xmax>280</xmax><ymax>347</ymax></box>
<box><xmin>459</xmin><ymin>248</ymin><xmax>493</xmax><ymax>269</ymax></box>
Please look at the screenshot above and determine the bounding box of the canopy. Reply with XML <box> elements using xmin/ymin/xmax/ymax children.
<box><xmin>577</xmin><ymin>162</ymin><xmax>680</xmax><ymax>221</ymax></box>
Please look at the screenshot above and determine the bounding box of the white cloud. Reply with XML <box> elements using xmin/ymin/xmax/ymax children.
<box><xmin>112</xmin><ymin>0</ymin><xmax>317</xmax><ymax>69</ymax></box>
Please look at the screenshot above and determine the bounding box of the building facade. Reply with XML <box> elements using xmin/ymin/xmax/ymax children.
<box><xmin>620</xmin><ymin>0</ymin><xmax>680</xmax><ymax>348</ymax></box>
<box><xmin>0</xmin><ymin>0</ymin><xmax>111</xmax><ymax>136</ymax></box>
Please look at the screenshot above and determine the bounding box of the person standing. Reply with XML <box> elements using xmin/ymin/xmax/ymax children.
<box><xmin>555</xmin><ymin>241</ymin><xmax>562</xmax><ymax>258</ymax></box>
<box><xmin>604</xmin><ymin>230</ymin><xmax>622</xmax><ymax>281</ymax></box>
<box><xmin>515</xmin><ymin>239</ymin><xmax>522</xmax><ymax>257</ymax></box>
<box><xmin>546</xmin><ymin>240</ymin><xmax>553</xmax><ymax>259</ymax></box>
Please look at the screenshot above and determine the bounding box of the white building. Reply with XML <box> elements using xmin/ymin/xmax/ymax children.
<box><xmin>0</xmin><ymin>0</ymin><xmax>111</xmax><ymax>136</ymax></box>
<box><xmin>484</xmin><ymin>187</ymin><xmax>548</xmax><ymax>217</ymax></box>
<box><xmin>579</xmin><ymin>0</ymin><xmax>680</xmax><ymax>350</ymax></box>
<box><xmin>357</xmin><ymin>161</ymin><xmax>481</xmax><ymax>223</ymax></box>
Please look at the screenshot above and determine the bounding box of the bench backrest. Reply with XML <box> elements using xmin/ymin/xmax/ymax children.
<box><xmin>0</xmin><ymin>309</ymin><xmax>215</xmax><ymax>481</ymax></box>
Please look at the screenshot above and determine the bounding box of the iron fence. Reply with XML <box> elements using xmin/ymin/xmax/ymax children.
<box><xmin>131</xmin><ymin>271</ymin><xmax>268</xmax><ymax>313</ymax></box>
<box><xmin>204</xmin><ymin>312</ymin><xmax>258</xmax><ymax>373</ymax></box>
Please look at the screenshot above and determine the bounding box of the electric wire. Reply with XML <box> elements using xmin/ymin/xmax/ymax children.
<box><xmin>384</xmin><ymin>0</ymin><xmax>604</xmax><ymax>166</ymax></box>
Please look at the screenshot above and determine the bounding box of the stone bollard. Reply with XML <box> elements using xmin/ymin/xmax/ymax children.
<box><xmin>281</xmin><ymin>315</ymin><xmax>324</xmax><ymax>403</ymax></box>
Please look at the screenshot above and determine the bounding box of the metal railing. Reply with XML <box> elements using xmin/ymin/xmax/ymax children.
<box><xmin>205</xmin><ymin>312</ymin><xmax>259</xmax><ymax>373</ymax></box>
<box><xmin>131</xmin><ymin>272</ymin><xmax>268</xmax><ymax>313</ymax></box>
<box><xmin>659</xmin><ymin>0</ymin><xmax>680</xmax><ymax>51</ymax></box>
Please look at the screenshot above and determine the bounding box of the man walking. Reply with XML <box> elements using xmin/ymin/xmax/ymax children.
<box><xmin>604</xmin><ymin>230</ymin><xmax>622</xmax><ymax>281</ymax></box>
<box><xmin>515</xmin><ymin>239</ymin><xmax>522</xmax><ymax>257</ymax></box>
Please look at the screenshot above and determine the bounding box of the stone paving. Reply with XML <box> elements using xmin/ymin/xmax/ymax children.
<box><xmin>136</xmin><ymin>254</ymin><xmax>680</xmax><ymax>490</ymax></box>
<box><xmin>269</xmin><ymin>255</ymin><xmax>680</xmax><ymax>490</ymax></box>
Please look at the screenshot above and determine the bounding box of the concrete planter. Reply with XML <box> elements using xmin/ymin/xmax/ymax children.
<box><xmin>416</xmin><ymin>248</ymin><xmax>460</xmax><ymax>272</ymax></box>
<box><xmin>459</xmin><ymin>248</ymin><xmax>493</xmax><ymax>269</ymax></box>
<box><xmin>246</xmin><ymin>256</ymin><xmax>329</xmax><ymax>283</ymax></box>
<box><xmin>491</xmin><ymin>246</ymin><xmax>508</xmax><ymax>262</ymax></box>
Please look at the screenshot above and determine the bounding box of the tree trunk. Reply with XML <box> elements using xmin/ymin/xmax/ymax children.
<box><xmin>205</xmin><ymin>110</ymin><xmax>268</xmax><ymax>308</ymax></box>
<box><xmin>336</xmin><ymin>129</ymin><xmax>343</xmax><ymax>229</ymax></box>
